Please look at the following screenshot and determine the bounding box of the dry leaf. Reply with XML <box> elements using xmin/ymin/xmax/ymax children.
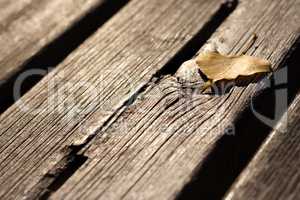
<box><xmin>195</xmin><ymin>52</ymin><xmax>271</xmax><ymax>91</ymax></box>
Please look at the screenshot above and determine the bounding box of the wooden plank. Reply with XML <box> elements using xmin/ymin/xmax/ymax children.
<box><xmin>224</xmin><ymin>93</ymin><xmax>300</xmax><ymax>199</ymax></box>
<box><xmin>0</xmin><ymin>0</ymin><xmax>112</xmax><ymax>84</ymax></box>
<box><xmin>0</xmin><ymin>0</ymin><xmax>224</xmax><ymax>199</ymax></box>
<box><xmin>50</xmin><ymin>0</ymin><xmax>300</xmax><ymax>199</ymax></box>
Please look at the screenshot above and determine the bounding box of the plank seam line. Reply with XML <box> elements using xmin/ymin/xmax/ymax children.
<box><xmin>0</xmin><ymin>0</ymin><xmax>130</xmax><ymax>114</ymax></box>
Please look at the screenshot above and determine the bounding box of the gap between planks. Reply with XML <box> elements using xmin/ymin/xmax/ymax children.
<box><xmin>177</xmin><ymin>37</ymin><xmax>300</xmax><ymax>200</ymax></box>
<box><xmin>225</xmin><ymin>82</ymin><xmax>300</xmax><ymax>200</ymax></box>
<box><xmin>0</xmin><ymin>0</ymin><xmax>130</xmax><ymax>114</ymax></box>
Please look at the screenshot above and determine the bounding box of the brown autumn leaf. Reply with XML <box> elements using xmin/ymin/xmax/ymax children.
<box><xmin>195</xmin><ymin>52</ymin><xmax>271</xmax><ymax>91</ymax></box>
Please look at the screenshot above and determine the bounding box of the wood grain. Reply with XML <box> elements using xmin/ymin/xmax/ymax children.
<box><xmin>0</xmin><ymin>0</ymin><xmax>108</xmax><ymax>84</ymax></box>
<box><xmin>224</xmin><ymin>95</ymin><xmax>300</xmax><ymax>200</ymax></box>
<box><xmin>0</xmin><ymin>0</ymin><xmax>224</xmax><ymax>198</ymax></box>
<box><xmin>50</xmin><ymin>0</ymin><xmax>300</xmax><ymax>199</ymax></box>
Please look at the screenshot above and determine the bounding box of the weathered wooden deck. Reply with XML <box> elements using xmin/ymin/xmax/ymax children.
<box><xmin>0</xmin><ymin>0</ymin><xmax>299</xmax><ymax>199</ymax></box>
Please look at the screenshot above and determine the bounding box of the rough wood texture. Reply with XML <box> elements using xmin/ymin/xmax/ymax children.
<box><xmin>0</xmin><ymin>0</ymin><xmax>107</xmax><ymax>84</ymax></box>
<box><xmin>51</xmin><ymin>0</ymin><xmax>300</xmax><ymax>199</ymax></box>
<box><xmin>225</xmin><ymin>93</ymin><xmax>300</xmax><ymax>200</ymax></box>
<box><xmin>0</xmin><ymin>0</ymin><xmax>224</xmax><ymax>198</ymax></box>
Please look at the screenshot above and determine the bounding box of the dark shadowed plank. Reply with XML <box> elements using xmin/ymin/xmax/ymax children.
<box><xmin>225</xmin><ymin>93</ymin><xmax>300</xmax><ymax>200</ymax></box>
<box><xmin>51</xmin><ymin>0</ymin><xmax>300</xmax><ymax>199</ymax></box>
<box><xmin>0</xmin><ymin>0</ymin><xmax>110</xmax><ymax>84</ymax></box>
<box><xmin>0</xmin><ymin>0</ymin><xmax>224</xmax><ymax>198</ymax></box>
